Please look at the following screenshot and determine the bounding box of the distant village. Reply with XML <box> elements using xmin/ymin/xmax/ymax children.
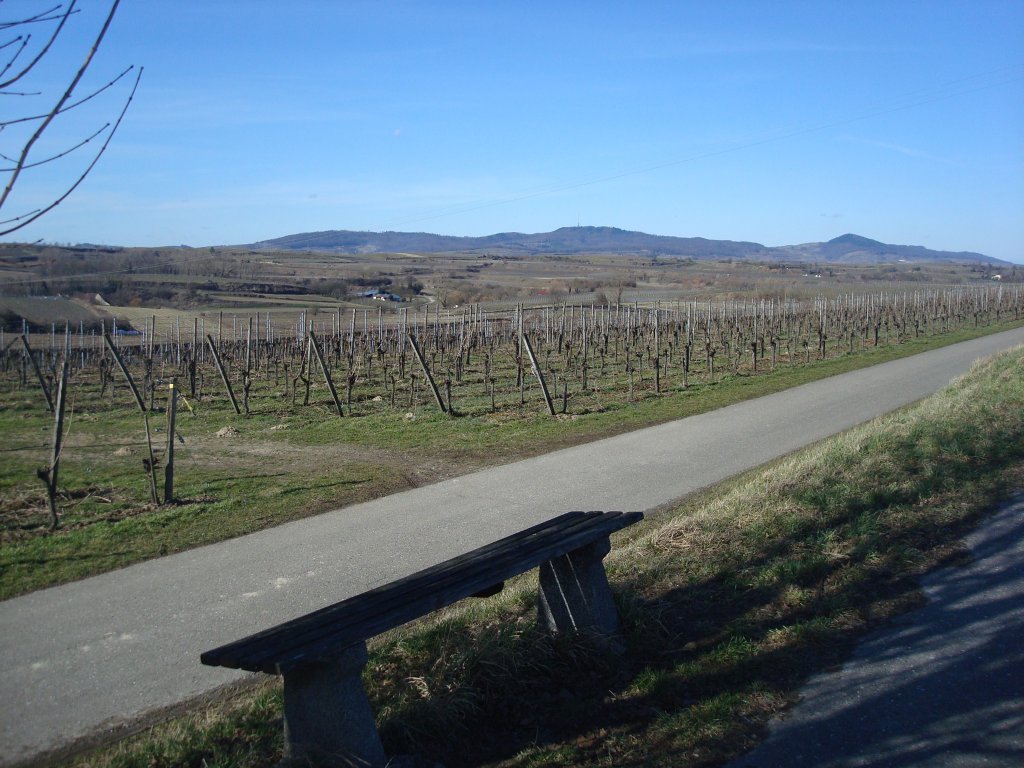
<box><xmin>355</xmin><ymin>288</ymin><xmax>404</xmax><ymax>302</ymax></box>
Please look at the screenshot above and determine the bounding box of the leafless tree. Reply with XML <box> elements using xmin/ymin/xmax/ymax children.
<box><xmin>0</xmin><ymin>1</ymin><xmax>141</xmax><ymax>236</ymax></box>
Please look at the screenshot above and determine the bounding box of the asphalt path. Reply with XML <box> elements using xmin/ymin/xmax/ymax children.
<box><xmin>2</xmin><ymin>327</ymin><xmax>1024</xmax><ymax>766</ymax></box>
<box><xmin>729</xmin><ymin>492</ymin><xmax>1024</xmax><ymax>768</ymax></box>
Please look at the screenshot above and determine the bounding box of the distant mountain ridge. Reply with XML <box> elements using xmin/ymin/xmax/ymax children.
<box><xmin>248</xmin><ymin>227</ymin><xmax>1007</xmax><ymax>265</ymax></box>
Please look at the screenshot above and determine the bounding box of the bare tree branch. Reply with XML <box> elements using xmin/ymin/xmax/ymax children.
<box><xmin>0</xmin><ymin>3</ymin><xmax>75</xmax><ymax>89</ymax></box>
<box><xmin>0</xmin><ymin>121</ymin><xmax>108</xmax><ymax>171</ymax></box>
<box><xmin>0</xmin><ymin>34</ymin><xmax>32</xmax><ymax>81</ymax></box>
<box><xmin>0</xmin><ymin>64</ymin><xmax>134</xmax><ymax>127</ymax></box>
<box><xmin>0</xmin><ymin>0</ymin><xmax>140</xmax><ymax>236</ymax></box>
<box><xmin>0</xmin><ymin>0</ymin><xmax>117</xmax><ymax>211</ymax></box>
<box><xmin>0</xmin><ymin>208</ymin><xmax>43</xmax><ymax>227</ymax></box>
<box><xmin>0</xmin><ymin>5</ymin><xmax>68</xmax><ymax>30</ymax></box>
<box><xmin>0</xmin><ymin>64</ymin><xmax>141</xmax><ymax>236</ymax></box>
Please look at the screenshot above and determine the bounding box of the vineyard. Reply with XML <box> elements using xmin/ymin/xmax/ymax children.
<box><xmin>5</xmin><ymin>286</ymin><xmax>1022</xmax><ymax>417</ymax></box>
<box><xmin>0</xmin><ymin>284</ymin><xmax>1021</xmax><ymax>561</ymax></box>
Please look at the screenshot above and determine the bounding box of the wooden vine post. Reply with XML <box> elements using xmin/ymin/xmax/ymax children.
<box><xmin>103</xmin><ymin>333</ymin><xmax>146</xmax><ymax>408</ymax></box>
<box><xmin>20</xmin><ymin>335</ymin><xmax>54</xmax><ymax>412</ymax></box>
<box><xmin>206</xmin><ymin>334</ymin><xmax>241</xmax><ymax>415</ymax></box>
<box><xmin>164</xmin><ymin>382</ymin><xmax>177</xmax><ymax>504</ymax></box>
<box><xmin>520</xmin><ymin>331</ymin><xmax>556</xmax><ymax>417</ymax></box>
<box><xmin>36</xmin><ymin>358</ymin><xmax>68</xmax><ymax>530</ymax></box>
<box><xmin>104</xmin><ymin>333</ymin><xmax>161</xmax><ymax>505</ymax></box>
<box><xmin>407</xmin><ymin>333</ymin><xmax>448</xmax><ymax>415</ymax></box>
<box><xmin>242</xmin><ymin>318</ymin><xmax>253</xmax><ymax>415</ymax></box>
<box><xmin>308</xmin><ymin>329</ymin><xmax>344</xmax><ymax>417</ymax></box>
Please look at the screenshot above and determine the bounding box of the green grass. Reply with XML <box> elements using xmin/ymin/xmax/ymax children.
<box><xmin>1</xmin><ymin>318</ymin><xmax>1021</xmax><ymax>600</ymax></box>
<box><xmin>67</xmin><ymin>343</ymin><xmax>1024</xmax><ymax>768</ymax></box>
<box><xmin>0</xmin><ymin>462</ymin><xmax>393</xmax><ymax>600</ymax></box>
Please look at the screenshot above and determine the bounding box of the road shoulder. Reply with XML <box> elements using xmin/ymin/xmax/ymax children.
<box><xmin>729</xmin><ymin>491</ymin><xmax>1024</xmax><ymax>768</ymax></box>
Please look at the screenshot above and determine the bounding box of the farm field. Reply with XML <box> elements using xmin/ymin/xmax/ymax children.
<box><xmin>3</xmin><ymin>242</ymin><xmax>1024</xmax><ymax>596</ymax></box>
<box><xmin>2</xmin><ymin>244</ymin><xmax>1022</xmax><ymax>599</ymax></box>
<box><xmin>2</xmin><ymin>241</ymin><xmax>1018</xmax><ymax>321</ymax></box>
<box><xmin>2</xmin><ymin>263</ymin><xmax>1022</xmax><ymax>599</ymax></box>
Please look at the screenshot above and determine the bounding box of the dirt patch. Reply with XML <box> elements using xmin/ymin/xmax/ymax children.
<box><xmin>167</xmin><ymin>435</ymin><xmax>468</xmax><ymax>491</ymax></box>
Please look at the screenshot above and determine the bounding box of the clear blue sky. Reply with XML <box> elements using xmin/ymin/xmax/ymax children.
<box><xmin>4</xmin><ymin>1</ymin><xmax>1023</xmax><ymax>261</ymax></box>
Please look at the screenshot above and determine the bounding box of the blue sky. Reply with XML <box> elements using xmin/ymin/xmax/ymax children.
<box><xmin>3</xmin><ymin>1</ymin><xmax>1023</xmax><ymax>261</ymax></box>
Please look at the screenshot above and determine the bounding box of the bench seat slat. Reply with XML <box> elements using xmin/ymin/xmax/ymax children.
<box><xmin>202</xmin><ymin>511</ymin><xmax>640</xmax><ymax>674</ymax></box>
<box><xmin>262</xmin><ymin>512</ymin><xmax>636</xmax><ymax>673</ymax></box>
<box><xmin>207</xmin><ymin>511</ymin><xmax>637</xmax><ymax>673</ymax></box>
<box><xmin>205</xmin><ymin>512</ymin><xmax>593</xmax><ymax>670</ymax></box>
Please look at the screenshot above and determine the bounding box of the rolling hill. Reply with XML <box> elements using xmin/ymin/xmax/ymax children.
<box><xmin>247</xmin><ymin>227</ymin><xmax>1008</xmax><ymax>265</ymax></box>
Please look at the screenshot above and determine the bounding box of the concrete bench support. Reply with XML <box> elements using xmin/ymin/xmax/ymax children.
<box><xmin>202</xmin><ymin>511</ymin><xmax>643</xmax><ymax>767</ymax></box>
<box><xmin>537</xmin><ymin>537</ymin><xmax>619</xmax><ymax>635</ymax></box>
<box><xmin>281</xmin><ymin>642</ymin><xmax>386</xmax><ymax>767</ymax></box>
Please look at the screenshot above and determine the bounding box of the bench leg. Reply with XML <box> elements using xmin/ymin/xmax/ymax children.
<box><xmin>281</xmin><ymin>641</ymin><xmax>387</xmax><ymax>767</ymax></box>
<box><xmin>538</xmin><ymin>536</ymin><xmax>620</xmax><ymax>636</ymax></box>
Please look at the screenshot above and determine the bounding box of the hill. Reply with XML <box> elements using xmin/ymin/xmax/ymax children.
<box><xmin>248</xmin><ymin>227</ymin><xmax>1008</xmax><ymax>265</ymax></box>
<box><xmin>775</xmin><ymin>234</ymin><xmax>1006</xmax><ymax>265</ymax></box>
<box><xmin>251</xmin><ymin>226</ymin><xmax>768</xmax><ymax>259</ymax></box>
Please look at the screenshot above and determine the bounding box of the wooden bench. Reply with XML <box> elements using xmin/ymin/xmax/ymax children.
<box><xmin>201</xmin><ymin>510</ymin><xmax>642</xmax><ymax>766</ymax></box>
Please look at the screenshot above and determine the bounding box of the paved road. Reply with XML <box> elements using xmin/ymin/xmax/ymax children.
<box><xmin>729</xmin><ymin>492</ymin><xmax>1024</xmax><ymax>768</ymax></box>
<box><xmin>2</xmin><ymin>327</ymin><xmax>1023</xmax><ymax>766</ymax></box>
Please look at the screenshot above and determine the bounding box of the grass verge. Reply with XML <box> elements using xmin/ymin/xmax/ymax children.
<box><xmin>3</xmin><ymin>320</ymin><xmax>1022</xmax><ymax>599</ymax></box>
<box><xmin>69</xmin><ymin>344</ymin><xmax>1024</xmax><ymax>767</ymax></box>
